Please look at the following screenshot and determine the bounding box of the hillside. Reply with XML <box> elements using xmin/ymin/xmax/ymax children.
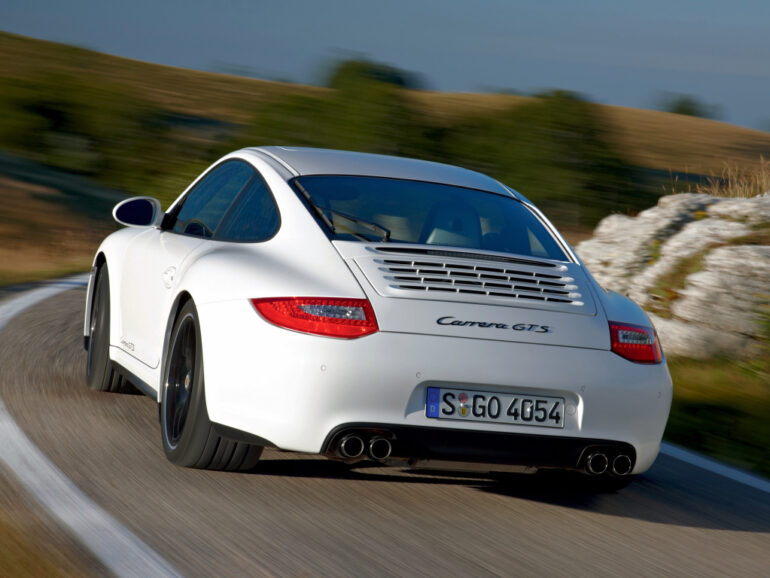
<box><xmin>3</xmin><ymin>29</ymin><xmax>770</xmax><ymax>284</ymax></box>
<box><xmin>3</xmin><ymin>30</ymin><xmax>770</xmax><ymax>176</ymax></box>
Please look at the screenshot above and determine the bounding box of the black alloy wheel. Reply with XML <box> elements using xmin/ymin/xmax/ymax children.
<box><xmin>86</xmin><ymin>265</ymin><xmax>135</xmax><ymax>394</ymax></box>
<box><xmin>160</xmin><ymin>300</ymin><xmax>263</xmax><ymax>470</ymax></box>
<box><xmin>163</xmin><ymin>312</ymin><xmax>197</xmax><ymax>449</ymax></box>
<box><xmin>86</xmin><ymin>266</ymin><xmax>111</xmax><ymax>389</ymax></box>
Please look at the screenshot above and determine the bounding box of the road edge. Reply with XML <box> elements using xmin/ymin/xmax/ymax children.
<box><xmin>0</xmin><ymin>276</ymin><xmax>180</xmax><ymax>578</ymax></box>
<box><xmin>660</xmin><ymin>442</ymin><xmax>770</xmax><ymax>494</ymax></box>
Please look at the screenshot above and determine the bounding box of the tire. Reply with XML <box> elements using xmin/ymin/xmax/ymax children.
<box><xmin>160</xmin><ymin>300</ymin><xmax>263</xmax><ymax>470</ymax></box>
<box><xmin>86</xmin><ymin>265</ymin><xmax>134</xmax><ymax>393</ymax></box>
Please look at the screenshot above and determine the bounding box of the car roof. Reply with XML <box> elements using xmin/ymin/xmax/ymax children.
<box><xmin>246</xmin><ymin>146</ymin><xmax>515</xmax><ymax>197</ymax></box>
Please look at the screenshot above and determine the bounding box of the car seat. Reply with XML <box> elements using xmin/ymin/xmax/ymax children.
<box><xmin>418</xmin><ymin>201</ymin><xmax>482</xmax><ymax>248</ymax></box>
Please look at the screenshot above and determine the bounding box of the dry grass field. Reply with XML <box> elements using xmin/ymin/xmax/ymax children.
<box><xmin>0</xmin><ymin>31</ymin><xmax>323</xmax><ymax>124</ymax></box>
<box><xmin>1</xmin><ymin>29</ymin><xmax>769</xmax><ymax>286</ymax></box>
<box><xmin>0</xmin><ymin>176</ymin><xmax>110</xmax><ymax>285</ymax></box>
<box><xmin>3</xmin><ymin>30</ymin><xmax>769</xmax><ymax>175</ymax></box>
<box><xmin>411</xmin><ymin>90</ymin><xmax>770</xmax><ymax>174</ymax></box>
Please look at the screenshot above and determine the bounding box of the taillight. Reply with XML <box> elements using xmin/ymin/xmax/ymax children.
<box><xmin>609</xmin><ymin>321</ymin><xmax>663</xmax><ymax>364</ymax></box>
<box><xmin>251</xmin><ymin>297</ymin><xmax>379</xmax><ymax>339</ymax></box>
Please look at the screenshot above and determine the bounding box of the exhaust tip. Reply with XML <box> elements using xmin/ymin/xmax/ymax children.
<box><xmin>586</xmin><ymin>453</ymin><xmax>609</xmax><ymax>475</ymax></box>
<box><xmin>612</xmin><ymin>454</ymin><xmax>633</xmax><ymax>476</ymax></box>
<box><xmin>368</xmin><ymin>437</ymin><xmax>392</xmax><ymax>461</ymax></box>
<box><xmin>337</xmin><ymin>434</ymin><xmax>364</xmax><ymax>459</ymax></box>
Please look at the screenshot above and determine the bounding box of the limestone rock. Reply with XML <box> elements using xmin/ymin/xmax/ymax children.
<box><xmin>649</xmin><ymin>314</ymin><xmax>756</xmax><ymax>359</ymax></box>
<box><xmin>627</xmin><ymin>218</ymin><xmax>750</xmax><ymax>306</ymax></box>
<box><xmin>671</xmin><ymin>246</ymin><xmax>770</xmax><ymax>338</ymax></box>
<box><xmin>576</xmin><ymin>193</ymin><xmax>721</xmax><ymax>294</ymax></box>
<box><xmin>576</xmin><ymin>192</ymin><xmax>770</xmax><ymax>359</ymax></box>
<box><xmin>707</xmin><ymin>192</ymin><xmax>770</xmax><ymax>224</ymax></box>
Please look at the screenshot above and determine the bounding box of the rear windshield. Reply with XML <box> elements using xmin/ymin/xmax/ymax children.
<box><xmin>293</xmin><ymin>175</ymin><xmax>568</xmax><ymax>261</ymax></box>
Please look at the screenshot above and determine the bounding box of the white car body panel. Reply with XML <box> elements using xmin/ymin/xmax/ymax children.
<box><xmin>198</xmin><ymin>298</ymin><xmax>671</xmax><ymax>472</ymax></box>
<box><xmin>85</xmin><ymin>146</ymin><xmax>673</xmax><ymax>476</ymax></box>
<box><xmin>120</xmin><ymin>228</ymin><xmax>203</xmax><ymax>368</ymax></box>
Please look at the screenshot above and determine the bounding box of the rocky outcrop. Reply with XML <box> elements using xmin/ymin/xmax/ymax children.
<box><xmin>576</xmin><ymin>193</ymin><xmax>770</xmax><ymax>359</ymax></box>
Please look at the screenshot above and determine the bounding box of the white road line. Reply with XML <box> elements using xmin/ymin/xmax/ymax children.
<box><xmin>660</xmin><ymin>442</ymin><xmax>770</xmax><ymax>494</ymax></box>
<box><xmin>0</xmin><ymin>275</ymin><xmax>90</xmax><ymax>333</ymax></box>
<box><xmin>0</xmin><ymin>277</ymin><xmax>180</xmax><ymax>578</ymax></box>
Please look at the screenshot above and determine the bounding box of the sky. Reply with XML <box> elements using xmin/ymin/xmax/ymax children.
<box><xmin>2</xmin><ymin>0</ymin><xmax>769</xmax><ymax>130</ymax></box>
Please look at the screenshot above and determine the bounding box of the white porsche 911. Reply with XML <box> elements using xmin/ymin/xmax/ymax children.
<box><xmin>84</xmin><ymin>146</ymin><xmax>671</xmax><ymax>488</ymax></box>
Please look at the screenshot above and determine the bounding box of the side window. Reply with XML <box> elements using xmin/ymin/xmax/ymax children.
<box><xmin>171</xmin><ymin>160</ymin><xmax>254</xmax><ymax>237</ymax></box>
<box><xmin>215</xmin><ymin>174</ymin><xmax>280</xmax><ymax>242</ymax></box>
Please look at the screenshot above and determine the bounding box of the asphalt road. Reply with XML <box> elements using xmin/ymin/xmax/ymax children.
<box><xmin>1</xmin><ymin>287</ymin><xmax>769</xmax><ymax>577</ymax></box>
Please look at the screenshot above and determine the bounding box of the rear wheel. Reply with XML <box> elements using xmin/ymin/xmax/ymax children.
<box><xmin>160</xmin><ymin>300</ymin><xmax>262</xmax><ymax>470</ymax></box>
<box><xmin>86</xmin><ymin>265</ymin><xmax>134</xmax><ymax>393</ymax></box>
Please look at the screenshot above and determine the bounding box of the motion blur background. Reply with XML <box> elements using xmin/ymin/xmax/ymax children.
<box><xmin>0</xmin><ymin>0</ymin><xmax>768</xmax><ymax>484</ymax></box>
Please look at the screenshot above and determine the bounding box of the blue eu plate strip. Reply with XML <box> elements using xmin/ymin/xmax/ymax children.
<box><xmin>426</xmin><ymin>387</ymin><xmax>440</xmax><ymax>418</ymax></box>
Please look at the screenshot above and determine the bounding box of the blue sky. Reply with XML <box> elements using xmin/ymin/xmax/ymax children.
<box><xmin>2</xmin><ymin>0</ymin><xmax>769</xmax><ymax>129</ymax></box>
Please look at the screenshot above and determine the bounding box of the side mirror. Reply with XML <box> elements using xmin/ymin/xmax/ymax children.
<box><xmin>112</xmin><ymin>197</ymin><xmax>163</xmax><ymax>228</ymax></box>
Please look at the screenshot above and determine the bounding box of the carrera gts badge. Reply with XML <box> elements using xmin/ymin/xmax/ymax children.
<box><xmin>436</xmin><ymin>316</ymin><xmax>552</xmax><ymax>334</ymax></box>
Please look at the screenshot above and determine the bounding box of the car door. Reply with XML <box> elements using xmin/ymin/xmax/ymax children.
<box><xmin>119</xmin><ymin>160</ymin><xmax>256</xmax><ymax>369</ymax></box>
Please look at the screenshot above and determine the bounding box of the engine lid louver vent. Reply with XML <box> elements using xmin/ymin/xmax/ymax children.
<box><xmin>378</xmin><ymin>258</ymin><xmax>583</xmax><ymax>305</ymax></box>
<box><xmin>344</xmin><ymin>244</ymin><xmax>596</xmax><ymax>316</ymax></box>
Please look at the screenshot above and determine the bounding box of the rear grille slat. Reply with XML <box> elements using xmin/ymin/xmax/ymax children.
<box><xmin>373</xmin><ymin>252</ymin><xmax>584</xmax><ymax>308</ymax></box>
<box><xmin>388</xmin><ymin>267</ymin><xmax>415</xmax><ymax>273</ymax></box>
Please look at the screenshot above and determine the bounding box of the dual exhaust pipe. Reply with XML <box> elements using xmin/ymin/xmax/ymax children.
<box><xmin>338</xmin><ymin>435</ymin><xmax>632</xmax><ymax>474</ymax></box>
<box><xmin>337</xmin><ymin>434</ymin><xmax>392</xmax><ymax>461</ymax></box>
<box><xmin>585</xmin><ymin>452</ymin><xmax>633</xmax><ymax>476</ymax></box>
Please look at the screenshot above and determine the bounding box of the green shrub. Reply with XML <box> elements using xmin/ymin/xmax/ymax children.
<box><xmin>443</xmin><ymin>90</ymin><xmax>638</xmax><ymax>226</ymax></box>
<box><xmin>236</xmin><ymin>61</ymin><xmax>436</xmax><ymax>159</ymax></box>
<box><xmin>1</xmin><ymin>59</ymin><xmax>645</xmax><ymax>228</ymax></box>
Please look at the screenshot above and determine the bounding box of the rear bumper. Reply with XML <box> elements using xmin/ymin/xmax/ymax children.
<box><xmin>322</xmin><ymin>423</ymin><xmax>636</xmax><ymax>471</ymax></box>
<box><xmin>198</xmin><ymin>299</ymin><xmax>672</xmax><ymax>475</ymax></box>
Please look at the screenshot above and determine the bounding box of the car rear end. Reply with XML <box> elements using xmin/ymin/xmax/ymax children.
<box><xmin>315</xmin><ymin>241</ymin><xmax>671</xmax><ymax>475</ymax></box>
<box><xmin>201</xmin><ymin>160</ymin><xmax>672</xmax><ymax>478</ymax></box>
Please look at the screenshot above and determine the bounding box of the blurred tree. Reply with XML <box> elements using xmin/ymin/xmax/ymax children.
<box><xmin>0</xmin><ymin>58</ymin><xmax>644</xmax><ymax>227</ymax></box>
<box><xmin>0</xmin><ymin>70</ymin><xmax>195</xmax><ymax>200</ymax></box>
<box><xmin>326</xmin><ymin>59</ymin><xmax>424</xmax><ymax>91</ymax></box>
<box><xmin>657</xmin><ymin>92</ymin><xmax>721</xmax><ymax>120</ymax></box>
<box><xmin>444</xmin><ymin>90</ymin><xmax>638</xmax><ymax>226</ymax></box>
<box><xmin>237</xmin><ymin>59</ymin><xmax>436</xmax><ymax>159</ymax></box>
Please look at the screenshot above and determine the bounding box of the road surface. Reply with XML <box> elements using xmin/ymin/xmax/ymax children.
<box><xmin>0</xmin><ymin>287</ymin><xmax>768</xmax><ymax>576</ymax></box>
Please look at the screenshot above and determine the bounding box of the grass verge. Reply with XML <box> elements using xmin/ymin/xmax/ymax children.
<box><xmin>0</xmin><ymin>174</ymin><xmax>111</xmax><ymax>288</ymax></box>
<box><xmin>694</xmin><ymin>157</ymin><xmax>770</xmax><ymax>198</ymax></box>
<box><xmin>666</xmin><ymin>357</ymin><xmax>770</xmax><ymax>478</ymax></box>
<box><xmin>0</xmin><ymin>262</ymin><xmax>93</xmax><ymax>288</ymax></box>
<box><xmin>647</xmin><ymin>252</ymin><xmax>708</xmax><ymax>318</ymax></box>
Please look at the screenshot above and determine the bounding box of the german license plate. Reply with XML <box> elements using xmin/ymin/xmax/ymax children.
<box><xmin>425</xmin><ymin>387</ymin><xmax>564</xmax><ymax>429</ymax></box>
